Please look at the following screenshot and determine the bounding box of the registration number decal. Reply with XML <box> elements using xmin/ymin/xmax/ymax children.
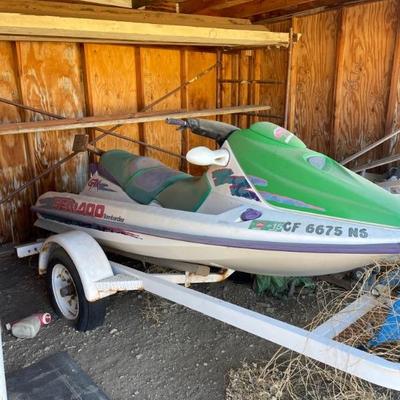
<box><xmin>249</xmin><ymin>220</ymin><xmax>369</xmax><ymax>238</ymax></box>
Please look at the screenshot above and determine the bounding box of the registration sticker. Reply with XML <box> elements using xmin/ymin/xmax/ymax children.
<box><xmin>249</xmin><ymin>220</ymin><xmax>284</xmax><ymax>232</ymax></box>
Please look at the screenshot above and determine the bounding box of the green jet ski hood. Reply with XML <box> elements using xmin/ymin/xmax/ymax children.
<box><xmin>227</xmin><ymin>122</ymin><xmax>400</xmax><ymax>228</ymax></box>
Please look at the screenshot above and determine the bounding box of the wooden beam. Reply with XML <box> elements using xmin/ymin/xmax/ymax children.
<box><xmin>0</xmin><ymin>105</ymin><xmax>271</xmax><ymax>136</ymax></box>
<box><xmin>55</xmin><ymin>0</ymin><xmax>133</xmax><ymax>8</ymax></box>
<box><xmin>0</xmin><ymin>35</ymin><xmax>228</xmax><ymax>51</ymax></box>
<box><xmin>253</xmin><ymin>0</ymin><xmax>375</xmax><ymax>21</ymax></box>
<box><xmin>207</xmin><ymin>0</ymin><xmax>367</xmax><ymax>20</ymax></box>
<box><xmin>180</xmin><ymin>0</ymin><xmax>250</xmax><ymax>15</ymax></box>
<box><xmin>353</xmin><ymin>153</ymin><xmax>400</xmax><ymax>173</ymax></box>
<box><xmin>208</xmin><ymin>0</ymin><xmax>320</xmax><ymax>18</ymax></box>
<box><xmin>0</xmin><ymin>1</ymin><xmax>289</xmax><ymax>47</ymax></box>
<box><xmin>0</xmin><ymin>0</ymin><xmax>253</xmax><ymax>29</ymax></box>
<box><xmin>131</xmin><ymin>0</ymin><xmax>187</xmax><ymax>8</ymax></box>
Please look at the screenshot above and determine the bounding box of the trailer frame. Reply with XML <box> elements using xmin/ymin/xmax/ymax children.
<box><xmin>11</xmin><ymin>230</ymin><xmax>400</xmax><ymax>393</ymax></box>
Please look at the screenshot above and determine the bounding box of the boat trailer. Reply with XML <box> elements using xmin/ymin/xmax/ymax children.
<box><xmin>9</xmin><ymin>230</ymin><xmax>400</xmax><ymax>393</ymax></box>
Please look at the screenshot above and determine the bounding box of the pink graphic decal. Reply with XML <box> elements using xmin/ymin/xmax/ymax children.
<box><xmin>273</xmin><ymin>127</ymin><xmax>293</xmax><ymax>143</ymax></box>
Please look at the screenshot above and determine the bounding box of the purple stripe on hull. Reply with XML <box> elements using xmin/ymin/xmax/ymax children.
<box><xmin>32</xmin><ymin>206</ymin><xmax>400</xmax><ymax>255</ymax></box>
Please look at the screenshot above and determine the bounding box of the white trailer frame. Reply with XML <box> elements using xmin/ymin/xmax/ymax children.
<box><xmin>13</xmin><ymin>231</ymin><xmax>400</xmax><ymax>392</ymax></box>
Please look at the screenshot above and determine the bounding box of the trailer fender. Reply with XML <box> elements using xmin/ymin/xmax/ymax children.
<box><xmin>39</xmin><ymin>231</ymin><xmax>115</xmax><ymax>301</ymax></box>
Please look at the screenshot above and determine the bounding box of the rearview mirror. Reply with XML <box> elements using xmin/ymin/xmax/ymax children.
<box><xmin>186</xmin><ymin>146</ymin><xmax>230</xmax><ymax>167</ymax></box>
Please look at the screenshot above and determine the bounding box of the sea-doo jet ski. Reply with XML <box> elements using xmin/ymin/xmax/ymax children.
<box><xmin>33</xmin><ymin>119</ymin><xmax>400</xmax><ymax>276</ymax></box>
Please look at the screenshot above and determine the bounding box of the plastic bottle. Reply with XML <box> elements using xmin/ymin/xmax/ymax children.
<box><xmin>5</xmin><ymin>313</ymin><xmax>52</xmax><ymax>339</ymax></box>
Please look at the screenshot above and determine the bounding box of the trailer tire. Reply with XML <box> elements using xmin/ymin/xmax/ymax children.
<box><xmin>46</xmin><ymin>248</ymin><xmax>106</xmax><ymax>331</ymax></box>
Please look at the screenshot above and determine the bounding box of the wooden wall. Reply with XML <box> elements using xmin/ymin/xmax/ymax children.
<box><xmin>286</xmin><ymin>0</ymin><xmax>400</xmax><ymax>165</ymax></box>
<box><xmin>1</xmin><ymin>0</ymin><xmax>400</xmax><ymax>244</ymax></box>
<box><xmin>0</xmin><ymin>43</ymin><xmax>219</xmax><ymax>244</ymax></box>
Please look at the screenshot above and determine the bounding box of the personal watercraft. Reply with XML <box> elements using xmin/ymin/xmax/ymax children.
<box><xmin>33</xmin><ymin>119</ymin><xmax>400</xmax><ymax>276</ymax></box>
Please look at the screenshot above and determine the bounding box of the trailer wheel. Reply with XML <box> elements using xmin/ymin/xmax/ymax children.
<box><xmin>46</xmin><ymin>248</ymin><xmax>106</xmax><ymax>331</ymax></box>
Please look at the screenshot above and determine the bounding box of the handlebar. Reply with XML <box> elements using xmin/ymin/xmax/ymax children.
<box><xmin>166</xmin><ymin>118</ymin><xmax>188</xmax><ymax>128</ymax></box>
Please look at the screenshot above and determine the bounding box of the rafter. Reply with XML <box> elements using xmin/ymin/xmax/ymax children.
<box><xmin>180</xmin><ymin>0</ymin><xmax>251</xmax><ymax>15</ymax></box>
<box><xmin>204</xmin><ymin>0</ymin><xmax>371</xmax><ymax>19</ymax></box>
<box><xmin>253</xmin><ymin>0</ymin><xmax>370</xmax><ymax>21</ymax></box>
<box><xmin>208</xmin><ymin>0</ymin><xmax>320</xmax><ymax>18</ymax></box>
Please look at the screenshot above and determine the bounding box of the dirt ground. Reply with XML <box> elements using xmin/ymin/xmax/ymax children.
<box><xmin>1</xmin><ymin>250</ymin><xmax>319</xmax><ymax>400</ymax></box>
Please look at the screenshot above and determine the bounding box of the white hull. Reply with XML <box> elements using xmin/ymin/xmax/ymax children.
<box><xmin>35</xmin><ymin>216</ymin><xmax>395</xmax><ymax>276</ymax></box>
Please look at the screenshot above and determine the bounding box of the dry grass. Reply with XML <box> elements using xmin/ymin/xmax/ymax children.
<box><xmin>226</xmin><ymin>264</ymin><xmax>400</xmax><ymax>400</ymax></box>
<box><xmin>140</xmin><ymin>263</ymin><xmax>176</xmax><ymax>325</ymax></box>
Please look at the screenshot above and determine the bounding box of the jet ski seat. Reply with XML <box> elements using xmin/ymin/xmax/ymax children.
<box><xmin>99</xmin><ymin>150</ymin><xmax>210</xmax><ymax>211</ymax></box>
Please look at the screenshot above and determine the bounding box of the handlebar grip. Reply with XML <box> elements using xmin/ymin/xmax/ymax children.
<box><xmin>166</xmin><ymin>118</ymin><xmax>187</xmax><ymax>127</ymax></box>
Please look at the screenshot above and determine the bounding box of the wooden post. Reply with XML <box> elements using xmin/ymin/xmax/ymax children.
<box><xmin>180</xmin><ymin>49</ymin><xmax>188</xmax><ymax>171</ymax></box>
<box><xmin>384</xmin><ymin>0</ymin><xmax>400</xmax><ymax>155</ymax></box>
<box><xmin>216</xmin><ymin>49</ymin><xmax>222</xmax><ymax>123</ymax></box>
<box><xmin>330</xmin><ymin>8</ymin><xmax>345</xmax><ymax>160</ymax></box>
<box><xmin>284</xmin><ymin>27</ymin><xmax>294</xmax><ymax>130</ymax></box>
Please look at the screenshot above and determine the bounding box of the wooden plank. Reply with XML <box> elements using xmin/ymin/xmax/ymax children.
<box><xmin>48</xmin><ymin>0</ymin><xmax>133</xmax><ymax>7</ymax></box>
<box><xmin>341</xmin><ymin>128</ymin><xmax>400</xmax><ymax>166</ymax></box>
<box><xmin>0</xmin><ymin>105</ymin><xmax>272</xmax><ymax>136</ymax></box>
<box><xmin>0</xmin><ymin>12</ymin><xmax>289</xmax><ymax>47</ymax></box>
<box><xmin>72</xmin><ymin>0</ymin><xmax>132</xmax><ymax>7</ymax></box>
<box><xmin>185</xmin><ymin>50</ymin><xmax>217</xmax><ymax>175</ymax></box>
<box><xmin>0</xmin><ymin>0</ymin><xmax>254</xmax><ymax>29</ymax></box>
<box><xmin>259</xmin><ymin>20</ymin><xmax>291</xmax><ymax>128</ymax></box>
<box><xmin>0</xmin><ymin>35</ymin><xmax>236</xmax><ymax>52</ymax></box>
<box><xmin>83</xmin><ymin>43</ymin><xmax>140</xmax><ymax>154</ymax></box>
<box><xmin>181</xmin><ymin>0</ymin><xmax>250</xmax><ymax>14</ymax></box>
<box><xmin>16</xmin><ymin>42</ymin><xmax>88</xmax><ymax>195</ymax></box>
<box><xmin>331</xmin><ymin>0</ymin><xmax>398</xmax><ymax>165</ymax></box>
<box><xmin>290</xmin><ymin>11</ymin><xmax>338</xmax><ymax>154</ymax></box>
<box><xmin>209</xmin><ymin>0</ymin><xmax>321</xmax><ymax>18</ymax></box>
<box><xmin>140</xmin><ymin>48</ymin><xmax>181</xmax><ymax>169</ymax></box>
<box><xmin>0</xmin><ymin>1</ymin><xmax>290</xmax><ymax>47</ymax></box>
<box><xmin>353</xmin><ymin>153</ymin><xmax>400</xmax><ymax>172</ymax></box>
<box><xmin>253</xmin><ymin>0</ymin><xmax>363</xmax><ymax>21</ymax></box>
<box><xmin>0</xmin><ymin>42</ymin><xmax>33</xmax><ymax>244</ymax></box>
<box><xmin>213</xmin><ymin>0</ymin><xmax>365</xmax><ymax>19</ymax></box>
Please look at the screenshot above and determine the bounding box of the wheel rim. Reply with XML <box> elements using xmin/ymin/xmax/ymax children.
<box><xmin>52</xmin><ymin>263</ymin><xmax>79</xmax><ymax>320</ymax></box>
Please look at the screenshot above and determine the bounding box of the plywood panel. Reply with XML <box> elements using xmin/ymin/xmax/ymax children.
<box><xmin>185</xmin><ymin>50</ymin><xmax>217</xmax><ymax>175</ymax></box>
<box><xmin>0</xmin><ymin>42</ymin><xmax>33</xmax><ymax>243</ymax></box>
<box><xmin>140</xmin><ymin>47</ymin><xmax>181</xmax><ymax>169</ymax></box>
<box><xmin>291</xmin><ymin>11</ymin><xmax>338</xmax><ymax>155</ymax></box>
<box><xmin>259</xmin><ymin>20</ymin><xmax>291</xmax><ymax>128</ymax></box>
<box><xmin>83</xmin><ymin>43</ymin><xmax>140</xmax><ymax>154</ymax></box>
<box><xmin>333</xmin><ymin>0</ymin><xmax>398</xmax><ymax>164</ymax></box>
<box><xmin>16</xmin><ymin>42</ymin><xmax>88</xmax><ymax>195</ymax></box>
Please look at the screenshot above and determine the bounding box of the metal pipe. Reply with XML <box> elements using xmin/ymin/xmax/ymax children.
<box><xmin>219</xmin><ymin>79</ymin><xmax>284</xmax><ymax>85</ymax></box>
<box><xmin>239</xmin><ymin>112</ymin><xmax>284</xmax><ymax>120</ymax></box>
